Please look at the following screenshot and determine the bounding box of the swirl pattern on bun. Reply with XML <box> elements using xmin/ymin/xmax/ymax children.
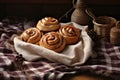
<box><xmin>59</xmin><ymin>24</ymin><xmax>81</xmax><ymax>44</ymax></box>
<box><xmin>36</xmin><ymin>17</ymin><xmax>60</xmax><ymax>32</ymax></box>
<box><xmin>39</xmin><ymin>32</ymin><xmax>66</xmax><ymax>52</ymax></box>
<box><xmin>19</xmin><ymin>28</ymin><xmax>43</xmax><ymax>44</ymax></box>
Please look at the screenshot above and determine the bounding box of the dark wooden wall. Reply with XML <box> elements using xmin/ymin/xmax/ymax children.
<box><xmin>0</xmin><ymin>0</ymin><xmax>120</xmax><ymax>21</ymax></box>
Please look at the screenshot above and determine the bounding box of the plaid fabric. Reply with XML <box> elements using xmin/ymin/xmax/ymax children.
<box><xmin>0</xmin><ymin>17</ymin><xmax>120</xmax><ymax>80</ymax></box>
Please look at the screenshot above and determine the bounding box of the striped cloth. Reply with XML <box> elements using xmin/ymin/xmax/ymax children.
<box><xmin>0</xmin><ymin>18</ymin><xmax>120</xmax><ymax>80</ymax></box>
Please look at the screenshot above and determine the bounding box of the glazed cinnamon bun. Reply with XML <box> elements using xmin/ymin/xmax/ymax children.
<box><xmin>36</xmin><ymin>17</ymin><xmax>60</xmax><ymax>32</ymax></box>
<box><xmin>19</xmin><ymin>28</ymin><xmax>43</xmax><ymax>44</ymax></box>
<box><xmin>59</xmin><ymin>24</ymin><xmax>81</xmax><ymax>44</ymax></box>
<box><xmin>39</xmin><ymin>32</ymin><xmax>66</xmax><ymax>52</ymax></box>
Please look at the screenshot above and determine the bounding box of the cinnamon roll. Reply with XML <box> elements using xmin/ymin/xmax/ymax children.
<box><xmin>59</xmin><ymin>24</ymin><xmax>81</xmax><ymax>44</ymax></box>
<box><xmin>19</xmin><ymin>28</ymin><xmax>43</xmax><ymax>44</ymax></box>
<box><xmin>36</xmin><ymin>17</ymin><xmax>60</xmax><ymax>32</ymax></box>
<box><xmin>39</xmin><ymin>32</ymin><xmax>66</xmax><ymax>52</ymax></box>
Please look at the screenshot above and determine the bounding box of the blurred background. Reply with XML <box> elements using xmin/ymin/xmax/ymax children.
<box><xmin>0</xmin><ymin>0</ymin><xmax>120</xmax><ymax>21</ymax></box>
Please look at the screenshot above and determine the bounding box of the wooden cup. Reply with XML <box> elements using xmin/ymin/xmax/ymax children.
<box><xmin>93</xmin><ymin>16</ymin><xmax>116</xmax><ymax>41</ymax></box>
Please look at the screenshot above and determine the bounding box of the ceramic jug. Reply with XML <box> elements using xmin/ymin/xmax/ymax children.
<box><xmin>110</xmin><ymin>21</ymin><xmax>120</xmax><ymax>45</ymax></box>
<box><xmin>71</xmin><ymin>0</ymin><xmax>90</xmax><ymax>25</ymax></box>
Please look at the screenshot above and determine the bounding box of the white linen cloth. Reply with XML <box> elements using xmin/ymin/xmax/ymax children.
<box><xmin>14</xmin><ymin>22</ymin><xmax>93</xmax><ymax>66</ymax></box>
